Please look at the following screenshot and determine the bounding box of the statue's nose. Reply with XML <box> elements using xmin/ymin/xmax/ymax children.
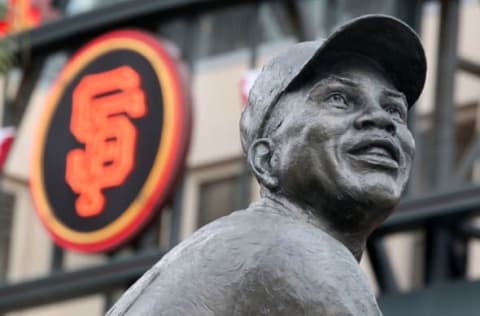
<box><xmin>353</xmin><ymin>105</ymin><xmax>396</xmax><ymax>136</ymax></box>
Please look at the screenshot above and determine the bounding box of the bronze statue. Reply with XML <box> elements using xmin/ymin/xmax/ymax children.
<box><xmin>107</xmin><ymin>15</ymin><xmax>426</xmax><ymax>316</ymax></box>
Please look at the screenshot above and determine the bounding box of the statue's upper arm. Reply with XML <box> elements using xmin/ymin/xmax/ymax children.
<box><xmin>232</xmin><ymin>234</ymin><xmax>377</xmax><ymax>316</ymax></box>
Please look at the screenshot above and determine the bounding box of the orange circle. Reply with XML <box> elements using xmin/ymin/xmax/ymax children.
<box><xmin>30</xmin><ymin>29</ymin><xmax>191</xmax><ymax>252</ymax></box>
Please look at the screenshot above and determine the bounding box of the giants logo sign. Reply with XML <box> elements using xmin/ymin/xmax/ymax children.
<box><xmin>30</xmin><ymin>30</ymin><xmax>191</xmax><ymax>252</ymax></box>
<box><xmin>66</xmin><ymin>66</ymin><xmax>147</xmax><ymax>218</ymax></box>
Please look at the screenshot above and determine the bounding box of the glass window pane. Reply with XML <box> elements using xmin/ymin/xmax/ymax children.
<box><xmin>0</xmin><ymin>190</ymin><xmax>13</xmax><ymax>282</ymax></box>
<box><xmin>198</xmin><ymin>175</ymin><xmax>241</xmax><ymax>227</ymax></box>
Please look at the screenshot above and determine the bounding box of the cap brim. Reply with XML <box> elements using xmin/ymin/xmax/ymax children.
<box><xmin>290</xmin><ymin>14</ymin><xmax>426</xmax><ymax>107</ymax></box>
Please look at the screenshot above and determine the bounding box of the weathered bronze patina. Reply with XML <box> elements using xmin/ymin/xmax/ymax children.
<box><xmin>107</xmin><ymin>15</ymin><xmax>426</xmax><ymax>316</ymax></box>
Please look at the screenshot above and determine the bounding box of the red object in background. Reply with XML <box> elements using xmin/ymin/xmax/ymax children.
<box><xmin>0</xmin><ymin>127</ymin><xmax>15</xmax><ymax>172</ymax></box>
<box><xmin>34</xmin><ymin>0</ymin><xmax>60</xmax><ymax>22</ymax></box>
<box><xmin>0</xmin><ymin>0</ymin><xmax>42</xmax><ymax>36</ymax></box>
<box><xmin>0</xmin><ymin>21</ymin><xmax>8</xmax><ymax>34</ymax></box>
<box><xmin>239</xmin><ymin>70</ymin><xmax>259</xmax><ymax>107</ymax></box>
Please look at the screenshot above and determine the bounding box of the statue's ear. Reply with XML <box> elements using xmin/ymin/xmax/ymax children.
<box><xmin>247</xmin><ymin>138</ymin><xmax>279</xmax><ymax>190</ymax></box>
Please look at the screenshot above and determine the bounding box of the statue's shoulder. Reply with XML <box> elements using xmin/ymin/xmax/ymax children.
<box><xmin>228</xmin><ymin>209</ymin><xmax>361</xmax><ymax>284</ymax></box>
<box><xmin>107</xmin><ymin>207</ymin><xmax>380</xmax><ymax>315</ymax></box>
<box><xmin>224</xmin><ymin>209</ymin><xmax>381</xmax><ymax>315</ymax></box>
<box><xmin>107</xmin><ymin>208</ymin><xmax>286</xmax><ymax>315</ymax></box>
<box><xmin>210</xmin><ymin>208</ymin><xmax>381</xmax><ymax>315</ymax></box>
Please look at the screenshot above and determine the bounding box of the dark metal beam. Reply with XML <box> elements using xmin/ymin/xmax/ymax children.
<box><xmin>3</xmin><ymin>0</ymin><xmax>276</xmax><ymax>61</ymax></box>
<box><xmin>458</xmin><ymin>58</ymin><xmax>480</xmax><ymax>77</ymax></box>
<box><xmin>366</xmin><ymin>238</ymin><xmax>399</xmax><ymax>294</ymax></box>
<box><xmin>375</xmin><ymin>185</ymin><xmax>480</xmax><ymax>236</ymax></box>
<box><xmin>50</xmin><ymin>244</ymin><xmax>64</xmax><ymax>272</ymax></box>
<box><xmin>395</xmin><ymin>0</ymin><xmax>423</xmax><ymax>30</ymax></box>
<box><xmin>423</xmin><ymin>0</ymin><xmax>460</xmax><ymax>286</ymax></box>
<box><xmin>456</xmin><ymin>222</ymin><xmax>480</xmax><ymax>239</ymax></box>
<box><xmin>430</xmin><ymin>0</ymin><xmax>460</xmax><ymax>189</ymax></box>
<box><xmin>2</xmin><ymin>57</ymin><xmax>45</xmax><ymax>126</ymax></box>
<box><xmin>424</xmin><ymin>226</ymin><xmax>450</xmax><ymax>283</ymax></box>
<box><xmin>398</xmin><ymin>0</ymin><xmax>423</xmax><ymax>196</ymax></box>
<box><xmin>454</xmin><ymin>134</ymin><xmax>480</xmax><ymax>183</ymax></box>
<box><xmin>0</xmin><ymin>250</ymin><xmax>166</xmax><ymax>312</ymax></box>
<box><xmin>379</xmin><ymin>279</ymin><xmax>480</xmax><ymax>316</ymax></box>
<box><xmin>284</xmin><ymin>1</ymin><xmax>310</xmax><ymax>41</ymax></box>
<box><xmin>169</xmin><ymin>181</ymin><xmax>184</xmax><ymax>247</ymax></box>
<box><xmin>137</xmin><ymin>214</ymin><xmax>161</xmax><ymax>251</ymax></box>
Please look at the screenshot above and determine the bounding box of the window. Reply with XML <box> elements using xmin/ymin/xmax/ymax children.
<box><xmin>157</xmin><ymin>2</ymin><xmax>298</xmax><ymax>64</ymax></box>
<box><xmin>197</xmin><ymin>175</ymin><xmax>242</xmax><ymax>228</ymax></box>
<box><xmin>0</xmin><ymin>190</ymin><xmax>13</xmax><ymax>282</ymax></box>
<box><xmin>413</xmin><ymin>102</ymin><xmax>478</xmax><ymax>194</ymax></box>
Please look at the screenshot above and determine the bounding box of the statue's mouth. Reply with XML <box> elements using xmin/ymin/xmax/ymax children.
<box><xmin>347</xmin><ymin>138</ymin><xmax>400</xmax><ymax>170</ymax></box>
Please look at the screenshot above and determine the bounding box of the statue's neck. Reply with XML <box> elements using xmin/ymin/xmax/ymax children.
<box><xmin>260</xmin><ymin>193</ymin><xmax>370</xmax><ymax>262</ymax></box>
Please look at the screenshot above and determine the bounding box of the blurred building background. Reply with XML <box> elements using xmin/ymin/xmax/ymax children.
<box><xmin>0</xmin><ymin>0</ymin><xmax>479</xmax><ymax>315</ymax></box>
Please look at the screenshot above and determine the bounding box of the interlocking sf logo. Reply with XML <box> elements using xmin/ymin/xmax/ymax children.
<box><xmin>30</xmin><ymin>29</ymin><xmax>191</xmax><ymax>252</ymax></box>
<box><xmin>65</xmin><ymin>66</ymin><xmax>147</xmax><ymax>218</ymax></box>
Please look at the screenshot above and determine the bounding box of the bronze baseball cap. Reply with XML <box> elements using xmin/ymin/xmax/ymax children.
<box><xmin>240</xmin><ymin>14</ymin><xmax>427</xmax><ymax>154</ymax></box>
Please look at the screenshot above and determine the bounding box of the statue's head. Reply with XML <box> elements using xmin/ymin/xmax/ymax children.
<box><xmin>240</xmin><ymin>15</ymin><xmax>426</xmax><ymax>232</ymax></box>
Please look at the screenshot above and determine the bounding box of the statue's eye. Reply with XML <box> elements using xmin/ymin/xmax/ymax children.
<box><xmin>385</xmin><ymin>105</ymin><xmax>406</xmax><ymax>122</ymax></box>
<box><xmin>326</xmin><ymin>93</ymin><xmax>348</xmax><ymax>108</ymax></box>
<box><xmin>386</xmin><ymin>107</ymin><xmax>401</xmax><ymax>117</ymax></box>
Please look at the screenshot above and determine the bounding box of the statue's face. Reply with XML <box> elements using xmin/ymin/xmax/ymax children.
<box><xmin>272</xmin><ymin>59</ymin><xmax>415</xmax><ymax>229</ymax></box>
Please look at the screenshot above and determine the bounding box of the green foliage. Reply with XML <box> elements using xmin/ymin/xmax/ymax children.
<box><xmin>0</xmin><ymin>39</ymin><xmax>14</xmax><ymax>74</ymax></box>
<box><xmin>0</xmin><ymin>6</ymin><xmax>6</xmax><ymax>20</ymax></box>
<box><xmin>0</xmin><ymin>3</ymin><xmax>13</xmax><ymax>74</ymax></box>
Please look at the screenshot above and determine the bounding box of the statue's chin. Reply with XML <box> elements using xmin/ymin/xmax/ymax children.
<box><xmin>319</xmin><ymin>180</ymin><xmax>402</xmax><ymax>232</ymax></box>
<box><xmin>363</xmin><ymin>186</ymin><xmax>401</xmax><ymax>209</ymax></box>
<box><xmin>343</xmin><ymin>171</ymin><xmax>404</xmax><ymax>207</ymax></box>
